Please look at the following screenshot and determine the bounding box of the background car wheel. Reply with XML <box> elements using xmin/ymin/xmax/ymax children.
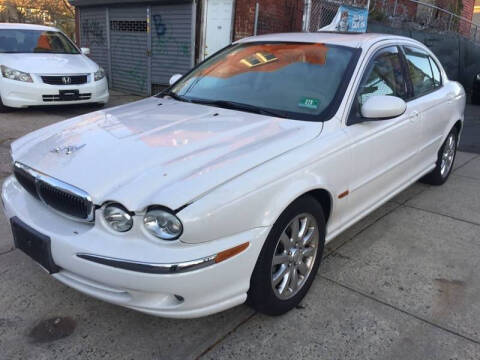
<box><xmin>421</xmin><ymin>128</ymin><xmax>458</xmax><ymax>186</ymax></box>
<box><xmin>472</xmin><ymin>93</ymin><xmax>480</xmax><ymax>105</ymax></box>
<box><xmin>247</xmin><ymin>195</ymin><xmax>325</xmax><ymax>316</ymax></box>
<box><xmin>0</xmin><ymin>96</ymin><xmax>12</xmax><ymax>113</ymax></box>
<box><xmin>90</xmin><ymin>102</ymin><xmax>106</xmax><ymax>109</ymax></box>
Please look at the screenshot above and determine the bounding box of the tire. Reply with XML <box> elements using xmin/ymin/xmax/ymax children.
<box><xmin>90</xmin><ymin>102</ymin><xmax>106</xmax><ymax>108</ymax></box>
<box><xmin>0</xmin><ymin>96</ymin><xmax>12</xmax><ymax>113</ymax></box>
<box><xmin>421</xmin><ymin>127</ymin><xmax>458</xmax><ymax>186</ymax></box>
<box><xmin>247</xmin><ymin>195</ymin><xmax>326</xmax><ymax>316</ymax></box>
<box><xmin>472</xmin><ymin>92</ymin><xmax>480</xmax><ymax>105</ymax></box>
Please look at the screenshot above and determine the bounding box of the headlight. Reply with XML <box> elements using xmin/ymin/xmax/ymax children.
<box><xmin>1</xmin><ymin>65</ymin><xmax>33</xmax><ymax>82</ymax></box>
<box><xmin>476</xmin><ymin>74</ymin><xmax>480</xmax><ymax>81</ymax></box>
<box><xmin>143</xmin><ymin>207</ymin><xmax>183</xmax><ymax>240</ymax></box>
<box><xmin>103</xmin><ymin>203</ymin><xmax>133</xmax><ymax>232</ymax></box>
<box><xmin>94</xmin><ymin>68</ymin><xmax>105</xmax><ymax>81</ymax></box>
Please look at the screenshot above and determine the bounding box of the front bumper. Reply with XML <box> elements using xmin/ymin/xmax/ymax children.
<box><xmin>1</xmin><ymin>176</ymin><xmax>268</xmax><ymax>318</ymax></box>
<box><xmin>0</xmin><ymin>75</ymin><xmax>109</xmax><ymax>108</ymax></box>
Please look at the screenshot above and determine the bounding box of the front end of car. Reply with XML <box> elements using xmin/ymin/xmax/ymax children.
<box><xmin>1</xmin><ymin>161</ymin><xmax>266</xmax><ymax>318</ymax></box>
<box><xmin>0</xmin><ymin>65</ymin><xmax>109</xmax><ymax>108</ymax></box>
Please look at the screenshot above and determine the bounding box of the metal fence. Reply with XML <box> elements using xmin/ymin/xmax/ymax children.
<box><xmin>303</xmin><ymin>0</ymin><xmax>480</xmax><ymax>42</ymax></box>
<box><xmin>251</xmin><ymin>0</ymin><xmax>305</xmax><ymax>36</ymax></box>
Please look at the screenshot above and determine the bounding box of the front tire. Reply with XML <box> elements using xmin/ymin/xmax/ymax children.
<box><xmin>0</xmin><ymin>96</ymin><xmax>12</xmax><ymax>113</ymax></box>
<box><xmin>421</xmin><ymin>128</ymin><xmax>458</xmax><ymax>186</ymax></box>
<box><xmin>247</xmin><ymin>195</ymin><xmax>325</xmax><ymax>315</ymax></box>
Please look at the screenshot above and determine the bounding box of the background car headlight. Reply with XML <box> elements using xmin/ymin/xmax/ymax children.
<box><xmin>476</xmin><ymin>73</ymin><xmax>480</xmax><ymax>81</ymax></box>
<box><xmin>143</xmin><ymin>207</ymin><xmax>183</xmax><ymax>240</ymax></box>
<box><xmin>94</xmin><ymin>68</ymin><xmax>105</xmax><ymax>81</ymax></box>
<box><xmin>1</xmin><ymin>65</ymin><xmax>33</xmax><ymax>82</ymax></box>
<box><xmin>103</xmin><ymin>203</ymin><xmax>133</xmax><ymax>232</ymax></box>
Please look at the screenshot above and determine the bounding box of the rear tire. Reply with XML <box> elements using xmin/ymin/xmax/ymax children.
<box><xmin>472</xmin><ymin>92</ymin><xmax>480</xmax><ymax>105</ymax></box>
<box><xmin>420</xmin><ymin>128</ymin><xmax>458</xmax><ymax>186</ymax></box>
<box><xmin>247</xmin><ymin>195</ymin><xmax>325</xmax><ymax>316</ymax></box>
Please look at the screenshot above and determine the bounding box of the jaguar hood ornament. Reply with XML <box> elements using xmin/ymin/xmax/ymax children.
<box><xmin>51</xmin><ymin>144</ymin><xmax>86</xmax><ymax>155</ymax></box>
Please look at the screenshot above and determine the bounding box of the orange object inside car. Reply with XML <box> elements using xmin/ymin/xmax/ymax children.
<box><xmin>200</xmin><ymin>43</ymin><xmax>328</xmax><ymax>79</ymax></box>
<box><xmin>36</xmin><ymin>34</ymin><xmax>51</xmax><ymax>50</ymax></box>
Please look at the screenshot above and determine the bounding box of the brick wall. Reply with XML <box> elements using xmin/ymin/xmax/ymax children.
<box><xmin>233</xmin><ymin>0</ymin><xmax>304</xmax><ymax>41</ymax></box>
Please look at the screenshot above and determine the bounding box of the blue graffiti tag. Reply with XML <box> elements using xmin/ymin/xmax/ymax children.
<box><xmin>153</xmin><ymin>14</ymin><xmax>167</xmax><ymax>37</ymax></box>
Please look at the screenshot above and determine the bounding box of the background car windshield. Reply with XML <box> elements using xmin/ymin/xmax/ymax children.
<box><xmin>0</xmin><ymin>30</ymin><xmax>79</xmax><ymax>54</ymax></box>
<box><xmin>171</xmin><ymin>42</ymin><xmax>355</xmax><ymax>120</ymax></box>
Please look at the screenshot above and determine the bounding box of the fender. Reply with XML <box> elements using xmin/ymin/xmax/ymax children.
<box><xmin>178</xmin><ymin>129</ymin><xmax>352</xmax><ymax>245</ymax></box>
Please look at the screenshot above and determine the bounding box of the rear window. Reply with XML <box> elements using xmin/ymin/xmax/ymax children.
<box><xmin>0</xmin><ymin>29</ymin><xmax>79</xmax><ymax>54</ymax></box>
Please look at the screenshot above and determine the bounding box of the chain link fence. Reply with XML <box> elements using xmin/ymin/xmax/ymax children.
<box><xmin>249</xmin><ymin>0</ymin><xmax>304</xmax><ymax>36</ymax></box>
<box><xmin>246</xmin><ymin>0</ymin><xmax>480</xmax><ymax>43</ymax></box>
<box><xmin>303</xmin><ymin>0</ymin><xmax>480</xmax><ymax>42</ymax></box>
<box><xmin>370</xmin><ymin>0</ymin><xmax>480</xmax><ymax>41</ymax></box>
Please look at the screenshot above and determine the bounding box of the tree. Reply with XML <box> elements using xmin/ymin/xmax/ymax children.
<box><xmin>0</xmin><ymin>0</ymin><xmax>75</xmax><ymax>39</ymax></box>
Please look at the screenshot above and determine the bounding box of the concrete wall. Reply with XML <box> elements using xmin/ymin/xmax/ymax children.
<box><xmin>368</xmin><ymin>22</ymin><xmax>480</xmax><ymax>94</ymax></box>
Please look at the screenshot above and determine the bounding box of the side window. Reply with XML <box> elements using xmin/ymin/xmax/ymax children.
<box><xmin>429</xmin><ymin>57</ymin><xmax>442</xmax><ymax>88</ymax></box>
<box><xmin>357</xmin><ymin>46</ymin><xmax>408</xmax><ymax>107</ymax></box>
<box><xmin>403</xmin><ymin>46</ymin><xmax>436</xmax><ymax>97</ymax></box>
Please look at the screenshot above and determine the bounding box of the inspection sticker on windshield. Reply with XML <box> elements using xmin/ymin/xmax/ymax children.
<box><xmin>298</xmin><ymin>97</ymin><xmax>319</xmax><ymax>110</ymax></box>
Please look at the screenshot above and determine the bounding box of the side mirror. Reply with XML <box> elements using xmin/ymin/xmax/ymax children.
<box><xmin>360</xmin><ymin>95</ymin><xmax>406</xmax><ymax>120</ymax></box>
<box><xmin>81</xmin><ymin>47</ymin><xmax>90</xmax><ymax>55</ymax></box>
<box><xmin>169</xmin><ymin>73</ymin><xmax>182</xmax><ymax>86</ymax></box>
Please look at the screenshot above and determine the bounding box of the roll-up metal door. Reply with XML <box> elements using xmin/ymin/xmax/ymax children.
<box><xmin>79</xmin><ymin>7</ymin><xmax>109</xmax><ymax>78</ymax></box>
<box><xmin>109</xmin><ymin>6</ymin><xmax>149</xmax><ymax>95</ymax></box>
<box><xmin>151</xmin><ymin>2</ymin><xmax>195</xmax><ymax>92</ymax></box>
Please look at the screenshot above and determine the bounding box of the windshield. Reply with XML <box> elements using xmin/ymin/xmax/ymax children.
<box><xmin>167</xmin><ymin>42</ymin><xmax>357</xmax><ymax>121</ymax></box>
<box><xmin>0</xmin><ymin>29</ymin><xmax>80</xmax><ymax>54</ymax></box>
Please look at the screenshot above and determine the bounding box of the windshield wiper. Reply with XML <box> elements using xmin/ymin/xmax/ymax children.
<box><xmin>159</xmin><ymin>90</ymin><xmax>191</xmax><ymax>103</ymax></box>
<box><xmin>190</xmin><ymin>99</ymin><xmax>288</xmax><ymax>118</ymax></box>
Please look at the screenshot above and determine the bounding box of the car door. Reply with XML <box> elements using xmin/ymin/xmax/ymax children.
<box><xmin>343</xmin><ymin>45</ymin><xmax>422</xmax><ymax>221</ymax></box>
<box><xmin>401</xmin><ymin>45</ymin><xmax>452</xmax><ymax>166</ymax></box>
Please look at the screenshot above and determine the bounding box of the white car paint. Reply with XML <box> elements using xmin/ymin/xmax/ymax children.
<box><xmin>1</xmin><ymin>32</ymin><xmax>465</xmax><ymax>318</ymax></box>
<box><xmin>0</xmin><ymin>23</ymin><xmax>109</xmax><ymax>108</ymax></box>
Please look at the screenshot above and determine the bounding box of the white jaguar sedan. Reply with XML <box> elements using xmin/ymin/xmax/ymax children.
<box><xmin>0</xmin><ymin>23</ymin><xmax>109</xmax><ymax>110</ymax></box>
<box><xmin>1</xmin><ymin>32</ymin><xmax>465</xmax><ymax>318</ymax></box>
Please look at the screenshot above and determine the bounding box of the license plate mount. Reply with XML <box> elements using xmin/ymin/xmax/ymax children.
<box><xmin>10</xmin><ymin>217</ymin><xmax>59</xmax><ymax>274</ymax></box>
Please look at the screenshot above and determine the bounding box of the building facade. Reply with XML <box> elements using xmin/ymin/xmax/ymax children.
<box><xmin>70</xmin><ymin>0</ymin><xmax>303</xmax><ymax>95</ymax></box>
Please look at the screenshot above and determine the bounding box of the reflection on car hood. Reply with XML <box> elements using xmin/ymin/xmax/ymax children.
<box><xmin>0</xmin><ymin>53</ymin><xmax>97</xmax><ymax>74</ymax></box>
<box><xmin>12</xmin><ymin>97</ymin><xmax>323</xmax><ymax>210</ymax></box>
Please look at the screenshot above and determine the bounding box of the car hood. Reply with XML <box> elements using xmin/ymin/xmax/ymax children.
<box><xmin>0</xmin><ymin>53</ymin><xmax>98</xmax><ymax>74</ymax></box>
<box><xmin>12</xmin><ymin>97</ymin><xmax>323</xmax><ymax>210</ymax></box>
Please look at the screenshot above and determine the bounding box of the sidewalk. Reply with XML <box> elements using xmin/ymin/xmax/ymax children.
<box><xmin>0</xmin><ymin>153</ymin><xmax>479</xmax><ymax>359</ymax></box>
<box><xmin>0</xmin><ymin>97</ymin><xmax>479</xmax><ymax>359</ymax></box>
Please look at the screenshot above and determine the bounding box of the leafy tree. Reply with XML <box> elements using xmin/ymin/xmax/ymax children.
<box><xmin>0</xmin><ymin>0</ymin><xmax>75</xmax><ymax>39</ymax></box>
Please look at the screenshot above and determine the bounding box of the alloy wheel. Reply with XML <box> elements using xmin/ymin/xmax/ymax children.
<box><xmin>271</xmin><ymin>213</ymin><xmax>319</xmax><ymax>300</ymax></box>
<box><xmin>440</xmin><ymin>133</ymin><xmax>456</xmax><ymax>178</ymax></box>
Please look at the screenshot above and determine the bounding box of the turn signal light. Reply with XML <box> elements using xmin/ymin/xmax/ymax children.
<box><xmin>215</xmin><ymin>242</ymin><xmax>249</xmax><ymax>263</ymax></box>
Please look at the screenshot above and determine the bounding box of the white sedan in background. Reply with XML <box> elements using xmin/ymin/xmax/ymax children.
<box><xmin>0</xmin><ymin>23</ymin><xmax>108</xmax><ymax>111</ymax></box>
<box><xmin>1</xmin><ymin>32</ymin><xmax>465</xmax><ymax>318</ymax></box>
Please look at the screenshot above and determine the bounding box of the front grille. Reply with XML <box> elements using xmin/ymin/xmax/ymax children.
<box><xmin>42</xmin><ymin>93</ymin><xmax>91</xmax><ymax>102</ymax></box>
<box><xmin>13</xmin><ymin>162</ymin><xmax>94</xmax><ymax>222</ymax></box>
<box><xmin>13</xmin><ymin>164</ymin><xmax>39</xmax><ymax>199</ymax></box>
<box><xmin>41</xmin><ymin>75</ymin><xmax>88</xmax><ymax>85</ymax></box>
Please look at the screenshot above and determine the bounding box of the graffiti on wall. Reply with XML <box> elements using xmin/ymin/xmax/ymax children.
<box><xmin>81</xmin><ymin>19</ymin><xmax>105</xmax><ymax>46</ymax></box>
<box><xmin>152</xmin><ymin>14</ymin><xmax>190</xmax><ymax>59</ymax></box>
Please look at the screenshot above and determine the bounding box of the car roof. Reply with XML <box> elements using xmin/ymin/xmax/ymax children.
<box><xmin>237</xmin><ymin>32</ymin><xmax>419</xmax><ymax>49</ymax></box>
<box><xmin>0</xmin><ymin>23</ymin><xmax>59</xmax><ymax>31</ymax></box>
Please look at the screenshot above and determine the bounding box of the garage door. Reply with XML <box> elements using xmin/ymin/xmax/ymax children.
<box><xmin>79</xmin><ymin>7</ymin><xmax>109</xmax><ymax>78</ymax></box>
<box><xmin>151</xmin><ymin>3</ymin><xmax>195</xmax><ymax>93</ymax></box>
<box><xmin>109</xmin><ymin>6</ymin><xmax>149</xmax><ymax>95</ymax></box>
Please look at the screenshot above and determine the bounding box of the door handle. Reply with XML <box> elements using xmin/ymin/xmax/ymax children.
<box><xmin>408</xmin><ymin>111</ymin><xmax>419</xmax><ymax>122</ymax></box>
